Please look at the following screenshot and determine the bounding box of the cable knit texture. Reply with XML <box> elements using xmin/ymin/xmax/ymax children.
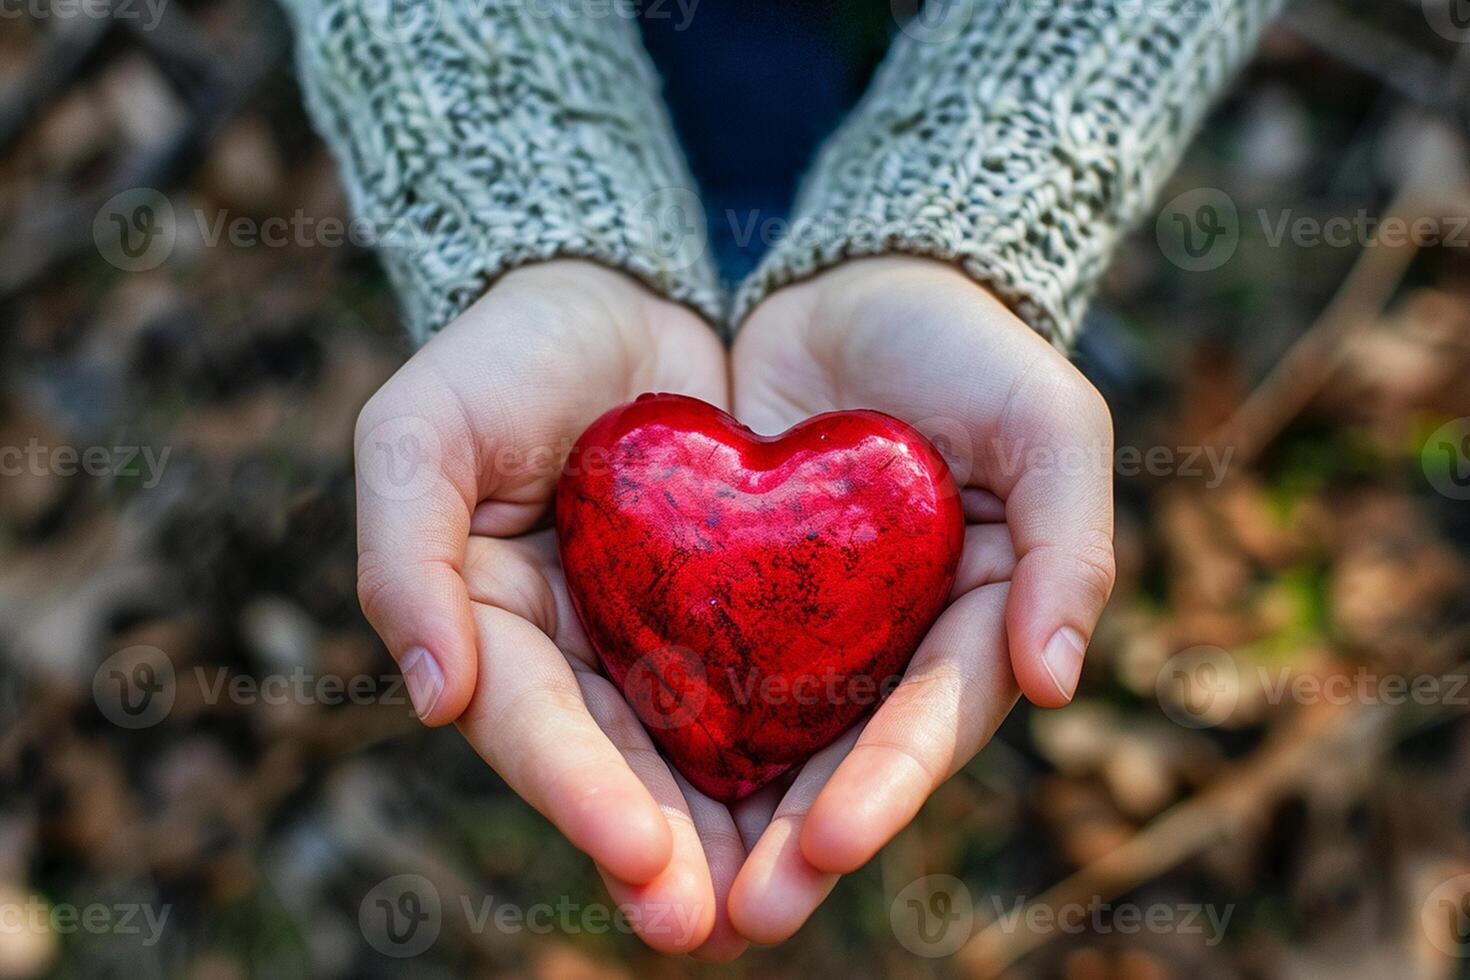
<box><xmin>281</xmin><ymin>0</ymin><xmax>724</xmax><ymax>345</ymax></box>
<box><xmin>732</xmin><ymin>0</ymin><xmax>1287</xmax><ymax>347</ymax></box>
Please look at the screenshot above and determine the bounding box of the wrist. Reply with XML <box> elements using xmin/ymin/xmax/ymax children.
<box><xmin>751</xmin><ymin>254</ymin><xmax>1030</xmax><ymax>333</ymax></box>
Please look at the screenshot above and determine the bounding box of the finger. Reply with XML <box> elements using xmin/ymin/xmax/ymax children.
<box><xmin>990</xmin><ymin>363</ymin><xmax>1115</xmax><ymax>708</ymax></box>
<box><xmin>463</xmin><ymin>532</ymin><xmax>595</xmax><ymax>665</ymax></box>
<box><xmin>580</xmin><ymin>675</ymin><xmax>717</xmax><ymax>954</ymax></box>
<box><xmin>726</xmin><ymin>730</ymin><xmax>858</xmax><ymax>944</ymax></box>
<box><xmin>951</xmin><ymin>523</ymin><xmax>1016</xmax><ymax>600</ymax></box>
<box><xmin>731</xmin><ymin>781</ymin><xmax>784</xmax><ymax>852</ymax></box>
<box><xmin>672</xmin><ymin>772</ymin><xmax>751</xmax><ymax>963</ymax></box>
<box><xmin>464</xmin><ymin>529</ymin><xmax>722</xmax><ymax>947</ymax></box>
<box><xmin>469</xmin><ymin>498</ymin><xmax>551</xmax><ymax>537</ymax></box>
<box><xmin>961</xmin><ymin>487</ymin><xmax>1006</xmax><ymax>523</ymax></box>
<box><xmin>457</xmin><ymin>603</ymin><xmax>673</xmax><ymax>885</ymax></box>
<box><xmin>355</xmin><ymin>387</ymin><xmax>479</xmax><ymax>725</ymax></box>
<box><xmin>800</xmin><ymin>584</ymin><xmax>1018</xmax><ymax>874</ymax></box>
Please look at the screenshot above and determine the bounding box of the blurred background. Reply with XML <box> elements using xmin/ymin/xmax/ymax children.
<box><xmin>3</xmin><ymin>0</ymin><xmax>1470</xmax><ymax>976</ymax></box>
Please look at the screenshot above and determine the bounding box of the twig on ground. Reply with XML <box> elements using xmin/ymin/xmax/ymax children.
<box><xmin>958</xmin><ymin>639</ymin><xmax>1470</xmax><ymax>977</ymax></box>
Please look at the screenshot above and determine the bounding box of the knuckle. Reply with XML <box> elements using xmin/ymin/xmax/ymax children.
<box><xmin>1053</xmin><ymin>375</ymin><xmax>1112</xmax><ymax>446</ymax></box>
<box><xmin>861</xmin><ymin>736</ymin><xmax>943</xmax><ymax>788</ymax></box>
<box><xmin>355</xmin><ymin>550</ymin><xmax>399</xmax><ymax>624</ymax></box>
<box><xmin>891</xmin><ymin>659</ymin><xmax>966</xmax><ymax>705</ymax></box>
<box><xmin>516</xmin><ymin>682</ymin><xmax>590</xmax><ymax>731</ymax></box>
<box><xmin>1069</xmin><ymin>533</ymin><xmax>1118</xmax><ymax>605</ymax></box>
<box><xmin>486</xmin><ymin>685</ymin><xmax>597</xmax><ymax>774</ymax></box>
<box><xmin>1010</xmin><ymin>358</ymin><xmax>1111</xmax><ymax>449</ymax></box>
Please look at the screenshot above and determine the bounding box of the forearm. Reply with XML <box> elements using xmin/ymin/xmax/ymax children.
<box><xmin>733</xmin><ymin>0</ymin><xmax>1287</xmax><ymax>348</ymax></box>
<box><xmin>282</xmin><ymin>0</ymin><xmax>724</xmax><ymax>344</ymax></box>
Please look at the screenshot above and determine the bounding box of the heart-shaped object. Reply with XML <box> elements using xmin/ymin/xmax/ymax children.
<box><xmin>555</xmin><ymin>393</ymin><xmax>963</xmax><ymax>802</ymax></box>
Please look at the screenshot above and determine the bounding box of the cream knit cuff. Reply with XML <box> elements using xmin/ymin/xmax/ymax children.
<box><xmin>732</xmin><ymin>0</ymin><xmax>1287</xmax><ymax>348</ymax></box>
<box><xmin>282</xmin><ymin>0</ymin><xmax>725</xmax><ymax>345</ymax></box>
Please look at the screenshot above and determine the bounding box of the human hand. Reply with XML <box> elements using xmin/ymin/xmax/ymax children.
<box><xmin>353</xmin><ymin>260</ymin><xmax>751</xmax><ymax>957</ymax></box>
<box><xmin>726</xmin><ymin>256</ymin><xmax>1116</xmax><ymax>941</ymax></box>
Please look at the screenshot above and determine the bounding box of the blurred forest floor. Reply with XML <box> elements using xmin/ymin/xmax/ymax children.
<box><xmin>2</xmin><ymin>0</ymin><xmax>1470</xmax><ymax>977</ymax></box>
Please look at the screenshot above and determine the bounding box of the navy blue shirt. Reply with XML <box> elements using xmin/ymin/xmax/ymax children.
<box><xmin>639</xmin><ymin>1</ymin><xmax>893</xmax><ymax>280</ymax></box>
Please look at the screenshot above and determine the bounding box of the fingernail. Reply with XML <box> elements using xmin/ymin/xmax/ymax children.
<box><xmin>400</xmin><ymin>647</ymin><xmax>444</xmax><ymax>719</ymax></box>
<box><xmin>1041</xmin><ymin>627</ymin><xmax>1086</xmax><ymax>702</ymax></box>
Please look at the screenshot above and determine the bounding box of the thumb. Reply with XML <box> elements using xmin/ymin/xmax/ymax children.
<box><xmin>994</xmin><ymin>365</ymin><xmax>1116</xmax><ymax>707</ymax></box>
<box><xmin>354</xmin><ymin>389</ymin><xmax>479</xmax><ymax>725</ymax></box>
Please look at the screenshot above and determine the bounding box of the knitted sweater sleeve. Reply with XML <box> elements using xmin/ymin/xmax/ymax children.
<box><xmin>732</xmin><ymin>0</ymin><xmax>1288</xmax><ymax>348</ymax></box>
<box><xmin>280</xmin><ymin>0</ymin><xmax>723</xmax><ymax>345</ymax></box>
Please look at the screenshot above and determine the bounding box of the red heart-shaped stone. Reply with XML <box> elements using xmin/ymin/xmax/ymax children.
<box><xmin>555</xmin><ymin>393</ymin><xmax>963</xmax><ymax>802</ymax></box>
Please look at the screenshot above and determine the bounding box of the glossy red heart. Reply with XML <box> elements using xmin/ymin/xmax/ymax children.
<box><xmin>555</xmin><ymin>393</ymin><xmax>963</xmax><ymax>802</ymax></box>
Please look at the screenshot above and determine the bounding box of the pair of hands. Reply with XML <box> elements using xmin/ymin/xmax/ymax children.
<box><xmin>353</xmin><ymin>256</ymin><xmax>1115</xmax><ymax>959</ymax></box>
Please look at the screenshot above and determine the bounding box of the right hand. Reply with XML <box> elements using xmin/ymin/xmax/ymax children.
<box><xmin>726</xmin><ymin>256</ymin><xmax>1116</xmax><ymax>941</ymax></box>
<box><xmin>353</xmin><ymin>260</ymin><xmax>749</xmax><ymax>958</ymax></box>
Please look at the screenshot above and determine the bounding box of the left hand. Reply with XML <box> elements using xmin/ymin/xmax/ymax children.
<box><xmin>354</xmin><ymin>261</ymin><xmax>753</xmax><ymax>959</ymax></box>
<box><xmin>726</xmin><ymin>256</ymin><xmax>1116</xmax><ymax>941</ymax></box>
